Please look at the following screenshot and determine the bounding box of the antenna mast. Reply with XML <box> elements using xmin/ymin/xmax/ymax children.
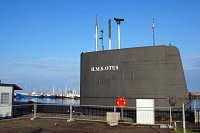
<box><xmin>99</xmin><ymin>29</ymin><xmax>104</xmax><ymax>50</ymax></box>
<box><xmin>95</xmin><ymin>15</ymin><xmax>98</xmax><ymax>51</ymax></box>
<box><xmin>114</xmin><ymin>18</ymin><xmax>124</xmax><ymax>49</ymax></box>
<box><xmin>152</xmin><ymin>18</ymin><xmax>156</xmax><ymax>46</ymax></box>
<box><xmin>108</xmin><ymin>19</ymin><xmax>112</xmax><ymax>50</ymax></box>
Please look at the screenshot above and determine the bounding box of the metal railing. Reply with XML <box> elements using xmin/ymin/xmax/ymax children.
<box><xmin>12</xmin><ymin>104</ymin><xmax>171</xmax><ymax>124</ymax></box>
<box><xmin>36</xmin><ymin>104</ymin><xmax>70</xmax><ymax>119</ymax></box>
<box><xmin>172</xmin><ymin>107</ymin><xmax>200</xmax><ymax>131</ymax></box>
<box><xmin>9</xmin><ymin>104</ymin><xmax>200</xmax><ymax>130</ymax></box>
<box><xmin>12</xmin><ymin>104</ymin><xmax>33</xmax><ymax>118</ymax></box>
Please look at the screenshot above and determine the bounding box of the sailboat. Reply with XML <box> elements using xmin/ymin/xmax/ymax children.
<box><xmin>46</xmin><ymin>86</ymin><xmax>57</xmax><ymax>99</ymax></box>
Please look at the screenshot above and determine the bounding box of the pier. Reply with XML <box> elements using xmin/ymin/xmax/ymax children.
<box><xmin>188</xmin><ymin>92</ymin><xmax>200</xmax><ymax>99</ymax></box>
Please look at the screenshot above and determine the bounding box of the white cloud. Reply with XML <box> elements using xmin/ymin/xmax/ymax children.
<box><xmin>183</xmin><ymin>55</ymin><xmax>200</xmax><ymax>70</ymax></box>
<box><xmin>10</xmin><ymin>61</ymin><xmax>50</xmax><ymax>68</ymax></box>
<box><xmin>38</xmin><ymin>57</ymin><xmax>79</xmax><ymax>65</ymax></box>
<box><xmin>182</xmin><ymin>55</ymin><xmax>200</xmax><ymax>91</ymax></box>
<box><xmin>192</xmin><ymin>56</ymin><xmax>200</xmax><ymax>67</ymax></box>
<box><xmin>2</xmin><ymin>56</ymin><xmax>80</xmax><ymax>91</ymax></box>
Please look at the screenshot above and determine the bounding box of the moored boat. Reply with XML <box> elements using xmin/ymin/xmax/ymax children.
<box><xmin>28</xmin><ymin>92</ymin><xmax>45</xmax><ymax>98</ymax></box>
<box><xmin>64</xmin><ymin>93</ymin><xmax>74</xmax><ymax>99</ymax></box>
<box><xmin>74</xmin><ymin>95</ymin><xmax>80</xmax><ymax>100</ymax></box>
<box><xmin>46</xmin><ymin>94</ymin><xmax>57</xmax><ymax>99</ymax></box>
<box><xmin>45</xmin><ymin>86</ymin><xmax>57</xmax><ymax>99</ymax></box>
<box><xmin>16</xmin><ymin>93</ymin><xmax>29</xmax><ymax>98</ymax></box>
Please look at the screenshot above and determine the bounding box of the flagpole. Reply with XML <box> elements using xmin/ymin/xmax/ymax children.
<box><xmin>152</xmin><ymin>18</ymin><xmax>155</xmax><ymax>46</ymax></box>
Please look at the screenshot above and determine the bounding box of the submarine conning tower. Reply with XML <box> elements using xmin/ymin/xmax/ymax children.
<box><xmin>80</xmin><ymin>45</ymin><xmax>188</xmax><ymax>108</ymax></box>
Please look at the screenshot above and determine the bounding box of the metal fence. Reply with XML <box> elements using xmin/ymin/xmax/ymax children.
<box><xmin>36</xmin><ymin>104</ymin><xmax>70</xmax><ymax>119</ymax></box>
<box><xmin>172</xmin><ymin>107</ymin><xmax>200</xmax><ymax>131</ymax></box>
<box><xmin>12</xmin><ymin>104</ymin><xmax>33</xmax><ymax>118</ymax></box>
<box><xmin>10</xmin><ymin>104</ymin><xmax>200</xmax><ymax>130</ymax></box>
<box><xmin>12</xmin><ymin>104</ymin><xmax>171</xmax><ymax>124</ymax></box>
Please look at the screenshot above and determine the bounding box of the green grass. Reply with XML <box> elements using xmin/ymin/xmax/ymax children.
<box><xmin>175</xmin><ymin>128</ymin><xmax>195</xmax><ymax>133</ymax></box>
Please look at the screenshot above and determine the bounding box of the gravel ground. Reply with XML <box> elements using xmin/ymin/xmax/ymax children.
<box><xmin>0</xmin><ymin>118</ymin><xmax>174</xmax><ymax>133</ymax></box>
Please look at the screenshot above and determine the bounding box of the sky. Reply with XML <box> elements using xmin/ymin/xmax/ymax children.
<box><xmin>0</xmin><ymin>0</ymin><xmax>200</xmax><ymax>93</ymax></box>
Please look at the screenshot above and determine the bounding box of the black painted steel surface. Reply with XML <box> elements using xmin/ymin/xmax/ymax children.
<box><xmin>80</xmin><ymin>46</ymin><xmax>188</xmax><ymax>108</ymax></box>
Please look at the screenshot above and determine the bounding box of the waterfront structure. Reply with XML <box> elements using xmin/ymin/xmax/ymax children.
<box><xmin>80</xmin><ymin>45</ymin><xmax>188</xmax><ymax>108</ymax></box>
<box><xmin>0</xmin><ymin>83</ymin><xmax>22</xmax><ymax>118</ymax></box>
<box><xmin>188</xmin><ymin>92</ymin><xmax>200</xmax><ymax>99</ymax></box>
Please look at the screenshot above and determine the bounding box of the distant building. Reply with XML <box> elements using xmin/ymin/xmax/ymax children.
<box><xmin>0</xmin><ymin>83</ymin><xmax>22</xmax><ymax>118</ymax></box>
<box><xmin>80</xmin><ymin>45</ymin><xmax>188</xmax><ymax>108</ymax></box>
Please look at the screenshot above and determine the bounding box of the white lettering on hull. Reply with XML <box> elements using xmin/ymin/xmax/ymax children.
<box><xmin>91</xmin><ymin>65</ymin><xmax>119</xmax><ymax>72</ymax></box>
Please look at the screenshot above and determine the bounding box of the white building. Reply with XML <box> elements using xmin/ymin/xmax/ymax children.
<box><xmin>0</xmin><ymin>83</ymin><xmax>22</xmax><ymax>118</ymax></box>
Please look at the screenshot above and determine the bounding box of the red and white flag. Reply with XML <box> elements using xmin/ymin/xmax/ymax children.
<box><xmin>152</xmin><ymin>18</ymin><xmax>155</xmax><ymax>33</ymax></box>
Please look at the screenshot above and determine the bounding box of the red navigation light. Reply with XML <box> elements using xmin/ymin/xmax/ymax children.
<box><xmin>116</xmin><ymin>97</ymin><xmax>126</xmax><ymax>108</ymax></box>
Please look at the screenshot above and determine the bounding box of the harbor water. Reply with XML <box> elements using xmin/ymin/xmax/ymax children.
<box><xmin>14</xmin><ymin>98</ymin><xmax>200</xmax><ymax>109</ymax></box>
<box><xmin>14</xmin><ymin>97</ymin><xmax>80</xmax><ymax>105</ymax></box>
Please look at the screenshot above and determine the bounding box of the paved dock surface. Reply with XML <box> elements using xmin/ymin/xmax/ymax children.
<box><xmin>0</xmin><ymin>118</ymin><xmax>173</xmax><ymax>133</ymax></box>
